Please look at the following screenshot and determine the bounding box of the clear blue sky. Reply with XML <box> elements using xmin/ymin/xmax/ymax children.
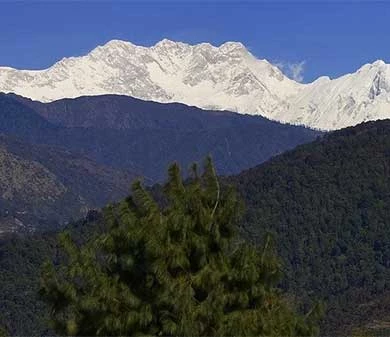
<box><xmin>0</xmin><ymin>1</ymin><xmax>389</xmax><ymax>82</ymax></box>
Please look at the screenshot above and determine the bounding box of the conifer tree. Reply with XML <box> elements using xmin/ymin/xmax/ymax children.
<box><xmin>40</xmin><ymin>157</ymin><xmax>320</xmax><ymax>336</ymax></box>
<box><xmin>0</xmin><ymin>327</ymin><xmax>7</xmax><ymax>337</ymax></box>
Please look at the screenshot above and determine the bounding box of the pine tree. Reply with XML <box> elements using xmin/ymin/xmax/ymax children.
<box><xmin>0</xmin><ymin>327</ymin><xmax>7</xmax><ymax>337</ymax></box>
<box><xmin>40</xmin><ymin>157</ymin><xmax>320</xmax><ymax>336</ymax></box>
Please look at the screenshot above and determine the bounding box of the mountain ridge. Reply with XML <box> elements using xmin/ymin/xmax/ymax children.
<box><xmin>226</xmin><ymin>119</ymin><xmax>390</xmax><ymax>335</ymax></box>
<box><xmin>0</xmin><ymin>134</ymin><xmax>136</xmax><ymax>235</ymax></box>
<box><xmin>1</xmin><ymin>39</ymin><xmax>390</xmax><ymax>130</ymax></box>
<box><xmin>0</xmin><ymin>92</ymin><xmax>320</xmax><ymax>184</ymax></box>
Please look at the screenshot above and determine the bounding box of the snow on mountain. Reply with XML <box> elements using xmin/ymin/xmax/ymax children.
<box><xmin>286</xmin><ymin>60</ymin><xmax>390</xmax><ymax>130</ymax></box>
<box><xmin>1</xmin><ymin>39</ymin><xmax>390</xmax><ymax>130</ymax></box>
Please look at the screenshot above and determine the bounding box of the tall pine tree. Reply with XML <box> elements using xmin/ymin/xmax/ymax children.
<box><xmin>40</xmin><ymin>158</ymin><xmax>320</xmax><ymax>336</ymax></box>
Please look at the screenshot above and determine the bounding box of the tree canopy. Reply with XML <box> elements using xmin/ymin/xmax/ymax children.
<box><xmin>40</xmin><ymin>158</ymin><xmax>320</xmax><ymax>336</ymax></box>
<box><xmin>228</xmin><ymin>120</ymin><xmax>390</xmax><ymax>334</ymax></box>
<box><xmin>0</xmin><ymin>326</ymin><xmax>7</xmax><ymax>337</ymax></box>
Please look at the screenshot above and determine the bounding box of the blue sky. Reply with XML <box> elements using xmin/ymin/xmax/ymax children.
<box><xmin>0</xmin><ymin>1</ymin><xmax>389</xmax><ymax>83</ymax></box>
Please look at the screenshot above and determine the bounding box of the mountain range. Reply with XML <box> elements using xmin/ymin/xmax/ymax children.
<box><xmin>1</xmin><ymin>39</ymin><xmax>390</xmax><ymax>130</ymax></box>
<box><xmin>0</xmin><ymin>93</ymin><xmax>319</xmax><ymax>234</ymax></box>
<box><xmin>2</xmin><ymin>36</ymin><xmax>390</xmax><ymax>336</ymax></box>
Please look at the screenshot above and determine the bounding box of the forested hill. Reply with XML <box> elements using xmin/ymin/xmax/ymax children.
<box><xmin>228</xmin><ymin>119</ymin><xmax>390</xmax><ymax>335</ymax></box>
<box><xmin>2</xmin><ymin>120</ymin><xmax>390</xmax><ymax>335</ymax></box>
<box><xmin>0</xmin><ymin>135</ymin><xmax>135</xmax><ymax>234</ymax></box>
<box><xmin>1</xmin><ymin>93</ymin><xmax>321</xmax><ymax>181</ymax></box>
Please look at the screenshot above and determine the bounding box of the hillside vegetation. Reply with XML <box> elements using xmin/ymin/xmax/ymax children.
<box><xmin>40</xmin><ymin>160</ymin><xmax>320</xmax><ymax>336</ymax></box>
<box><xmin>228</xmin><ymin>120</ymin><xmax>390</xmax><ymax>334</ymax></box>
<box><xmin>1</xmin><ymin>93</ymin><xmax>321</xmax><ymax>182</ymax></box>
<box><xmin>0</xmin><ymin>135</ymin><xmax>134</xmax><ymax>234</ymax></box>
<box><xmin>3</xmin><ymin>119</ymin><xmax>390</xmax><ymax>335</ymax></box>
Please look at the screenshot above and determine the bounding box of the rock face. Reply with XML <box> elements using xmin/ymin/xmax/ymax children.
<box><xmin>0</xmin><ymin>134</ymin><xmax>135</xmax><ymax>234</ymax></box>
<box><xmin>1</xmin><ymin>39</ymin><xmax>390</xmax><ymax>130</ymax></box>
<box><xmin>0</xmin><ymin>144</ymin><xmax>66</xmax><ymax>234</ymax></box>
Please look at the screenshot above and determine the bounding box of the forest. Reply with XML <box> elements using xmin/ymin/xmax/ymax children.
<box><xmin>2</xmin><ymin>120</ymin><xmax>390</xmax><ymax>335</ymax></box>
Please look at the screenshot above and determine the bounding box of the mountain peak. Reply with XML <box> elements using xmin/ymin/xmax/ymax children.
<box><xmin>358</xmin><ymin>59</ymin><xmax>388</xmax><ymax>73</ymax></box>
<box><xmin>1</xmin><ymin>39</ymin><xmax>390</xmax><ymax>130</ymax></box>
<box><xmin>152</xmin><ymin>39</ymin><xmax>249</xmax><ymax>55</ymax></box>
<box><xmin>372</xmin><ymin>59</ymin><xmax>386</xmax><ymax>67</ymax></box>
<box><xmin>92</xmin><ymin>39</ymin><xmax>137</xmax><ymax>54</ymax></box>
<box><xmin>219</xmin><ymin>41</ymin><xmax>247</xmax><ymax>51</ymax></box>
<box><xmin>153</xmin><ymin>39</ymin><xmax>191</xmax><ymax>51</ymax></box>
<box><xmin>155</xmin><ymin>38</ymin><xmax>180</xmax><ymax>46</ymax></box>
<box><xmin>104</xmin><ymin>39</ymin><xmax>135</xmax><ymax>48</ymax></box>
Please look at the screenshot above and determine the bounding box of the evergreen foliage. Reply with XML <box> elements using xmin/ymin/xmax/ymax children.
<box><xmin>228</xmin><ymin>120</ymin><xmax>390</xmax><ymax>334</ymax></box>
<box><xmin>0</xmin><ymin>234</ymin><xmax>55</xmax><ymax>335</ymax></box>
<box><xmin>0</xmin><ymin>326</ymin><xmax>7</xmax><ymax>337</ymax></box>
<box><xmin>40</xmin><ymin>158</ymin><xmax>319</xmax><ymax>336</ymax></box>
<box><xmin>0</xmin><ymin>212</ymin><xmax>107</xmax><ymax>335</ymax></box>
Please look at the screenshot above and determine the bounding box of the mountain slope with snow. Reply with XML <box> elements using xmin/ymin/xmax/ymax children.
<box><xmin>1</xmin><ymin>39</ymin><xmax>390</xmax><ymax>130</ymax></box>
<box><xmin>285</xmin><ymin>60</ymin><xmax>390</xmax><ymax>130</ymax></box>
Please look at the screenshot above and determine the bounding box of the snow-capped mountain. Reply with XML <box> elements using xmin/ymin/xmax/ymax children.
<box><xmin>0</xmin><ymin>39</ymin><xmax>300</xmax><ymax>118</ymax></box>
<box><xmin>285</xmin><ymin>60</ymin><xmax>390</xmax><ymax>130</ymax></box>
<box><xmin>1</xmin><ymin>39</ymin><xmax>390</xmax><ymax>130</ymax></box>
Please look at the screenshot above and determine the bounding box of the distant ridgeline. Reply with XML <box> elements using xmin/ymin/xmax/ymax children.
<box><xmin>1</xmin><ymin>39</ymin><xmax>390</xmax><ymax>130</ymax></box>
<box><xmin>2</xmin><ymin>120</ymin><xmax>390</xmax><ymax>335</ymax></box>
<box><xmin>0</xmin><ymin>93</ymin><xmax>319</xmax><ymax>234</ymax></box>
<box><xmin>227</xmin><ymin>119</ymin><xmax>390</xmax><ymax>335</ymax></box>
<box><xmin>3</xmin><ymin>93</ymin><xmax>320</xmax><ymax>181</ymax></box>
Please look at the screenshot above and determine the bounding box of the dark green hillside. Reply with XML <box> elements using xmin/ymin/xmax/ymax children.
<box><xmin>0</xmin><ymin>213</ymin><xmax>104</xmax><ymax>335</ymax></box>
<box><xmin>228</xmin><ymin>119</ymin><xmax>390</xmax><ymax>334</ymax></box>
<box><xmin>0</xmin><ymin>233</ymin><xmax>56</xmax><ymax>335</ymax></box>
<box><xmin>40</xmin><ymin>161</ymin><xmax>319</xmax><ymax>336</ymax></box>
